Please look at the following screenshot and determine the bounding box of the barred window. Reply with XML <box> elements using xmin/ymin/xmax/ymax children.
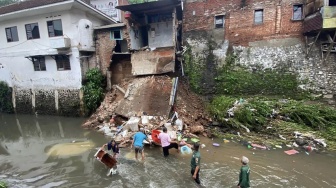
<box><xmin>32</xmin><ymin>56</ymin><xmax>46</xmax><ymax>71</ymax></box>
<box><xmin>55</xmin><ymin>55</ymin><xmax>71</xmax><ymax>71</ymax></box>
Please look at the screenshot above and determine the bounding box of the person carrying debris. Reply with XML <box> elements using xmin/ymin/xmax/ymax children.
<box><xmin>131</xmin><ymin>128</ymin><xmax>151</xmax><ymax>161</ymax></box>
<box><xmin>237</xmin><ymin>156</ymin><xmax>250</xmax><ymax>188</ymax></box>
<box><xmin>102</xmin><ymin>139</ymin><xmax>119</xmax><ymax>158</ymax></box>
<box><xmin>185</xmin><ymin>142</ymin><xmax>201</xmax><ymax>184</ymax></box>
<box><xmin>158</xmin><ymin>127</ymin><xmax>179</xmax><ymax>157</ymax></box>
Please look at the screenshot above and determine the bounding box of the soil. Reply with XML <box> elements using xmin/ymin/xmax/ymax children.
<box><xmin>82</xmin><ymin>77</ymin><xmax>211</xmax><ymax>136</ymax></box>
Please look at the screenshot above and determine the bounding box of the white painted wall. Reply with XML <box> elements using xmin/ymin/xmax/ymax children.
<box><xmin>0</xmin><ymin>8</ymin><xmax>106</xmax><ymax>90</ymax></box>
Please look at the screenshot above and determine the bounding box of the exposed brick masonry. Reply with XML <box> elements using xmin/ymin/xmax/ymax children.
<box><xmin>184</xmin><ymin>0</ymin><xmax>304</xmax><ymax>46</ymax></box>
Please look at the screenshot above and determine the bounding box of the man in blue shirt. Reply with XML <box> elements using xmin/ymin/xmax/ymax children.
<box><xmin>131</xmin><ymin>128</ymin><xmax>151</xmax><ymax>161</ymax></box>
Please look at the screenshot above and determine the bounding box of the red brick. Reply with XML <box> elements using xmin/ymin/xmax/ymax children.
<box><xmin>184</xmin><ymin>0</ymin><xmax>304</xmax><ymax>46</ymax></box>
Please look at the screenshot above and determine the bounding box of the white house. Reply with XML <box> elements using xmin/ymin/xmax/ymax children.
<box><xmin>0</xmin><ymin>0</ymin><xmax>117</xmax><ymax>115</ymax></box>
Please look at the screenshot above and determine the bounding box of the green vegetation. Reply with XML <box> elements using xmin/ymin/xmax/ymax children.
<box><xmin>208</xmin><ymin>96</ymin><xmax>336</xmax><ymax>149</ymax></box>
<box><xmin>183</xmin><ymin>44</ymin><xmax>204</xmax><ymax>93</ymax></box>
<box><xmin>0</xmin><ymin>81</ymin><xmax>14</xmax><ymax>113</ymax></box>
<box><xmin>82</xmin><ymin>68</ymin><xmax>105</xmax><ymax>115</ymax></box>
<box><xmin>0</xmin><ymin>181</ymin><xmax>7</xmax><ymax>188</ymax></box>
<box><xmin>215</xmin><ymin>54</ymin><xmax>309</xmax><ymax>99</ymax></box>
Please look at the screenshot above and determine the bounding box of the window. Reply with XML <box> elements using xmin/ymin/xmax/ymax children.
<box><xmin>110</xmin><ymin>30</ymin><xmax>122</xmax><ymax>40</ymax></box>
<box><xmin>215</xmin><ymin>15</ymin><xmax>224</xmax><ymax>28</ymax></box>
<box><xmin>254</xmin><ymin>9</ymin><xmax>264</xmax><ymax>24</ymax></box>
<box><xmin>5</xmin><ymin>26</ymin><xmax>19</xmax><ymax>42</ymax></box>
<box><xmin>293</xmin><ymin>5</ymin><xmax>303</xmax><ymax>21</ymax></box>
<box><xmin>47</xmin><ymin>19</ymin><xmax>63</xmax><ymax>37</ymax></box>
<box><xmin>329</xmin><ymin>0</ymin><xmax>336</xmax><ymax>6</ymax></box>
<box><xmin>25</xmin><ymin>23</ymin><xmax>40</xmax><ymax>40</ymax></box>
<box><xmin>32</xmin><ymin>57</ymin><xmax>46</xmax><ymax>71</ymax></box>
<box><xmin>55</xmin><ymin>55</ymin><xmax>71</xmax><ymax>71</ymax></box>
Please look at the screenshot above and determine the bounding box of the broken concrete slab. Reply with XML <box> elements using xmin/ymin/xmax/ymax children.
<box><xmin>131</xmin><ymin>47</ymin><xmax>175</xmax><ymax>75</ymax></box>
<box><xmin>115</xmin><ymin>76</ymin><xmax>176</xmax><ymax>118</ymax></box>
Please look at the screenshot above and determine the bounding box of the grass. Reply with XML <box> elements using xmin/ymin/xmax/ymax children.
<box><xmin>208</xmin><ymin>96</ymin><xmax>336</xmax><ymax>150</ymax></box>
<box><xmin>0</xmin><ymin>181</ymin><xmax>7</xmax><ymax>188</ymax></box>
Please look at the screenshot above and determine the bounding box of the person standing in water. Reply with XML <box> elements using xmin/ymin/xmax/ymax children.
<box><xmin>185</xmin><ymin>142</ymin><xmax>201</xmax><ymax>184</ymax></box>
<box><xmin>131</xmin><ymin>128</ymin><xmax>151</xmax><ymax>161</ymax></box>
<box><xmin>237</xmin><ymin>156</ymin><xmax>250</xmax><ymax>188</ymax></box>
<box><xmin>158</xmin><ymin>127</ymin><xmax>179</xmax><ymax>157</ymax></box>
<box><xmin>102</xmin><ymin>139</ymin><xmax>119</xmax><ymax>158</ymax></box>
<box><xmin>101</xmin><ymin>139</ymin><xmax>119</xmax><ymax>175</ymax></box>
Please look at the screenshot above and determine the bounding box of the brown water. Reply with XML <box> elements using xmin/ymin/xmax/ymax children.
<box><xmin>0</xmin><ymin>113</ymin><xmax>336</xmax><ymax>188</ymax></box>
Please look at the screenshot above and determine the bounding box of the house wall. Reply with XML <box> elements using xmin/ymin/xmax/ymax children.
<box><xmin>148</xmin><ymin>21</ymin><xmax>174</xmax><ymax>48</ymax></box>
<box><xmin>183</xmin><ymin>0</ymin><xmax>304</xmax><ymax>66</ymax></box>
<box><xmin>0</xmin><ymin>8</ymin><xmax>108</xmax><ymax>115</ymax></box>
<box><xmin>129</xmin><ymin>26</ymin><xmax>144</xmax><ymax>50</ymax></box>
<box><xmin>183</xmin><ymin>0</ymin><xmax>336</xmax><ymax>99</ymax></box>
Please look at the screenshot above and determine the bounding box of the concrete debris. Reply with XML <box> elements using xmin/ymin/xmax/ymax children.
<box><xmin>114</xmin><ymin>85</ymin><xmax>126</xmax><ymax>94</ymax></box>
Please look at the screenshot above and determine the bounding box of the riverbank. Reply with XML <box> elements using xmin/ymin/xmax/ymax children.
<box><xmin>207</xmin><ymin>96</ymin><xmax>336</xmax><ymax>151</ymax></box>
<box><xmin>81</xmin><ymin>77</ymin><xmax>336</xmax><ymax>151</ymax></box>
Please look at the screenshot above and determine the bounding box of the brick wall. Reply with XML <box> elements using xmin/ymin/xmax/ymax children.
<box><xmin>183</xmin><ymin>0</ymin><xmax>304</xmax><ymax>46</ymax></box>
<box><xmin>95</xmin><ymin>29</ymin><xmax>116</xmax><ymax>76</ymax></box>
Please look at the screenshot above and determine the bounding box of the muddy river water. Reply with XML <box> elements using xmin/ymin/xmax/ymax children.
<box><xmin>1</xmin><ymin>114</ymin><xmax>336</xmax><ymax>188</ymax></box>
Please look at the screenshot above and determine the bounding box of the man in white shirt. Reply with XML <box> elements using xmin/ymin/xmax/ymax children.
<box><xmin>158</xmin><ymin>127</ymin><xmax>179</xmax><ymax>157</ymax></box>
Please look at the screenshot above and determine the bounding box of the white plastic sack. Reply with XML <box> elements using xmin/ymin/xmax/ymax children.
<box><xmin>175</xmin><ymin>119</ymin><xmax>183</xmax><ymax>131</ymax></box>
<box><xmin>141</xmin><ymin>116</ymin><xmax>149</xmax><ymax>125</ymax></box>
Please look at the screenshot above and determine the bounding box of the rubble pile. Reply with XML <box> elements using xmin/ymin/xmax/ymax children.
<box><xmin>82</xmin><ymin>77</ymin><xmax>211</xmax><ymax>146</ymax></box>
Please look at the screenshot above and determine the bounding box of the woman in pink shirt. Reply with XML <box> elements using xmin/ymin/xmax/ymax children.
<box><xmin>158</xmin><ymin>127</ymin><xmax>179</xmax><ymax>157</ymax></box>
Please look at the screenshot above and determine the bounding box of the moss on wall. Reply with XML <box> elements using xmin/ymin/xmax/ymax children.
<box><xmin>0</xmin><ymin>81</ymin><xmax>13</xmax><ymax>113</ymax></box>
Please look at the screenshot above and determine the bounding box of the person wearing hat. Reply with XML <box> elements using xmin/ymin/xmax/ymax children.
<box><xmin>237</xmin><ymin>156</ymin><xmax>250</xmax><ymax>188</ymax></box>
<box><xmin>158</xmin><ymin>127</ymin><xmax>179</xmax><ymax>157</ymax></box>
<box><xmin>131</xmin><ymin>128</ymin><xmax>151</xmax><ymax>161</ymax></box>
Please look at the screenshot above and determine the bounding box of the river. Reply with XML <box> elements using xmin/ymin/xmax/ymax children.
<box><xmin>0</xmin><ymin>114</ymin><xmax>335</xmax><ymax>188</ymax></box>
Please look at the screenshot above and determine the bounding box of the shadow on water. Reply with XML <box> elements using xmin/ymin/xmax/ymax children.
<box><xmin>1</xmin><ymin>113</ymin><xmax>336</xmax><ymax>188</ymax></box>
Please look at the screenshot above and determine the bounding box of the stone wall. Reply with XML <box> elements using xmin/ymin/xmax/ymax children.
<box><xmin>233</xmin><ymin>38</ymin><xmax>336</xmax><ymax>99</ymax></box>
<box><xmin>13</xmin><ymin>88</ymin><xmax>82</xmax><ymax>116</ymax></box>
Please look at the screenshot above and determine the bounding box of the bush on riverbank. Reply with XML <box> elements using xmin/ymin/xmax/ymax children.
<box><xmin>208</xmin><ymin>96</ymin><xmax>336</xmax><ymax>148</ymax></box>
<box><xmin>82</xmin><ymin>68</ymin><xmax>105</xmax><ymax>115</ymax></box>
<box><xmin>0</xmin><ymin>181</ymin><xmax>7</xmax><ymax>188</ymax></box>
<box><xmin>0</xmin><ymin>81</ymin><xmax>13</xmax><ymax>113</ymax></box>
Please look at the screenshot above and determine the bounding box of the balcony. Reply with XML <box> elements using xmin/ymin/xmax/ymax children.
<box><xmin>49</xmin><ymin>36</ymin><xmax>71</xmax><ymax>49</ymax></box>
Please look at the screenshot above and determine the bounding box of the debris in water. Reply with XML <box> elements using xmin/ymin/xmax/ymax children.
<box><xmin>284</xmin><ymin>149</ymin><xmax>299</xmax><ymax>155</ymax></box>
<box><xmin>213</xmin><ymin>143</ymin><xmax>220</xmax><ymax>147</ymax></box>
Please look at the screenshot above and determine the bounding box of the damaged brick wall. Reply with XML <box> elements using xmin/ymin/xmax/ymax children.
<box><xmin>95</xmin><ymin>29</ymin><xmax>116</xmax><ymax>76</ymax></box>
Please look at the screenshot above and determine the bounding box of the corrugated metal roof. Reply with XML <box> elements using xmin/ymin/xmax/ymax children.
<box><xmin>304</xmin><ymin>12</ymin><xmax>323</xmax><ymax>33</ymax></box>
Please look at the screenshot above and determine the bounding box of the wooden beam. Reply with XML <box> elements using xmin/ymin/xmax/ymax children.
<box><xmin>324</xmin><ymin>31</ymin><xmax>336</xmax><ymax>62</ymax></box>
<box><xmin>307</xmin><ymin>30</ymin><xmax>321</xmax><ymax>54</ymax></box>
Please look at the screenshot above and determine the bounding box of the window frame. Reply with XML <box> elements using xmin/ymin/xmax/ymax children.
<box><xmin>32</xmin><ymin>56</ymin><xmax>46</xmax><ymax>71</ymax></box>
<box><xmin>55</xmin><ymin>55</ymin><xmax>71</xmax><ymax>71</ymax></box>
<box><xmin>292</xmin><ymin>4</ymin><xmax>303</xmax><ymax>21</ymax></box>
<box><xmin>5</xmin><ymin>26</ymin><xmax>19</xmax><ymax>42</ymax></box>
<box><xmin>214</xmin><ymin>15</ymin><xmax>225</xmax><ymax>29</ymax></box>
<box><xmin>47</xmin><ymin>19</ymin><xmax>63</xmax><ymax>37</ymax></box>
<box><xmin>25</xmin><ymin>22</ymin><xmax>40</xmax><ymax>40</ymax></box>
<box><xmin>110</xmin><ymin>30</ymin><xmax>123</xmax><ymax>40</ymax></box>
<box><xmin>254</xmin><ymin>9</ymin><xmax>264</xmax><ymax>25</ymax></box>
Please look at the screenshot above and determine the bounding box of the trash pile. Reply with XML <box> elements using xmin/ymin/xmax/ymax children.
<box><xmin>96</xmin><ymin>112</ymin><xmax>201</xmax><ymax>147</ymax></box>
